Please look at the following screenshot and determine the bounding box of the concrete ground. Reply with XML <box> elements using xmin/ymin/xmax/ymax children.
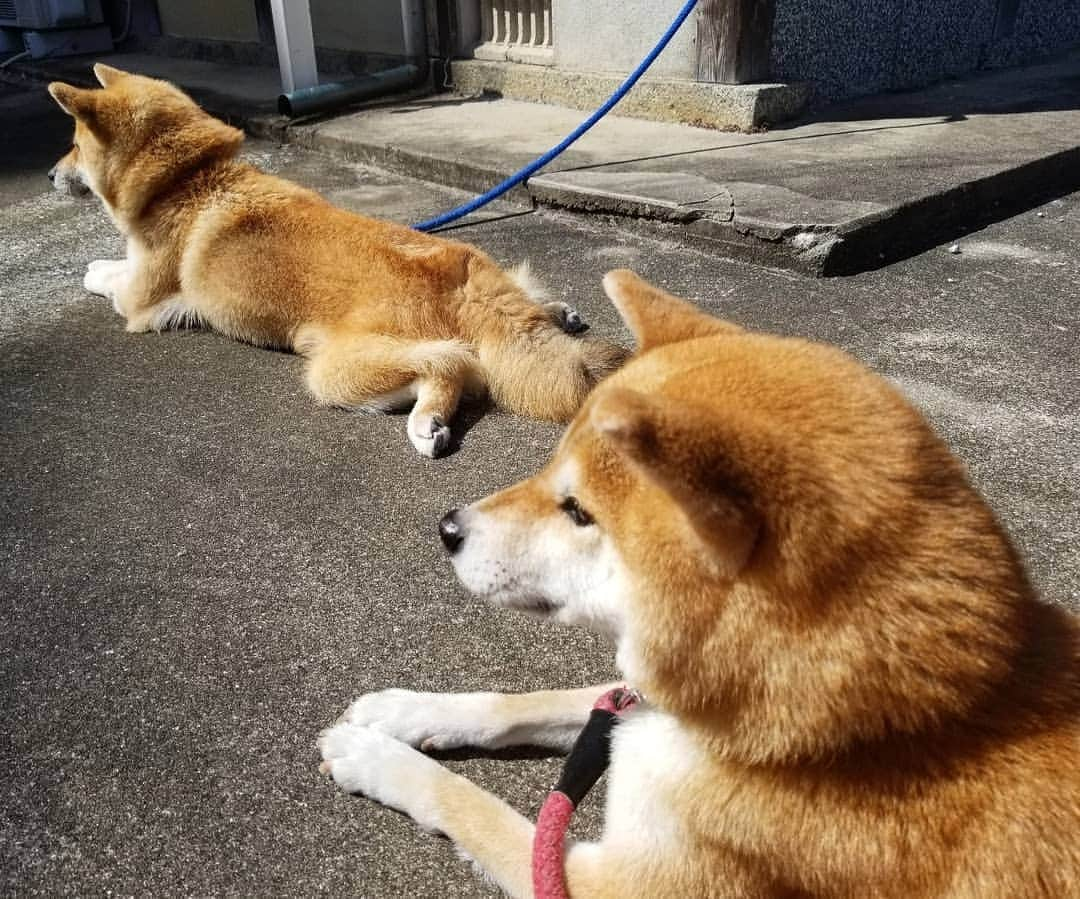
<box><xmin>1</xmin><ymin>82</ymin><xmax>1078</xmax><ymax>897</ymax></box>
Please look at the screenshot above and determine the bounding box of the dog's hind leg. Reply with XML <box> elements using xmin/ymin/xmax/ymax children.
<box><xmin>509</xmin><ymin>261</ymin><xmax>588</xmax><ymax>334</ymax></box>
<box><xmin>542</xmin><ymin>301</ymin><xmax>589</xmax><ymax>334</ymax></box>
<box><xmin>301</xmin><ymin>331</ymin><xmax>479</xmax><ymax>457</ymax></box>
<box><xmin>407</xmin><ymin>375</ymin><xmax>464</xmax><ymax>458</ymax></box>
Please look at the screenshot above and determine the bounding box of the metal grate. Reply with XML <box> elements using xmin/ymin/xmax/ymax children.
<box><xmin>0</xmin><ymin>0</ymin><xmax>17</xmax><ymax>21</ymax></box>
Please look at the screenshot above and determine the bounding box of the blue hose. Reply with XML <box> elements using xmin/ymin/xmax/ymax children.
<box><xmin>412</xmin><ymin>0</ymin><xmax>700</xmax><ymax>232</ymax></box>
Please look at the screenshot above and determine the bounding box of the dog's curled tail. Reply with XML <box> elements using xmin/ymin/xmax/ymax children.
<box><xmin>469</xmin><ymin>261</ymin><xmax>629</xmax><ymax>422</ymax></box>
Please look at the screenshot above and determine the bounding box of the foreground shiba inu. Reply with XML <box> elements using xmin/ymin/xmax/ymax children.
<box><xmin>320</xmin><ymin>271</ymin><xmax>1080</xmax><ymax>897</ymax></box>
<box><xmin>47</xmin><ymin>65</ymin><xmax>625</xmax><ymax>456</ymax></box>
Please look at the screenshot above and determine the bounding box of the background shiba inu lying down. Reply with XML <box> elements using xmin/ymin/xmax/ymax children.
<box><xmin>321</xmin><ymin>271</ymin><xmax>1080</xmax><ymax>897</ymax></box>
<box><xmin>47</xmin><ymin>65</ymin><xmax>625</xmax><ymax>457</ymax></box>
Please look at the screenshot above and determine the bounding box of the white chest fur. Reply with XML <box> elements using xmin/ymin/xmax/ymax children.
<box><xmin>601</xmin><ymin>707</ymin><xmax>702</xmax><ymax>848</ymax></box>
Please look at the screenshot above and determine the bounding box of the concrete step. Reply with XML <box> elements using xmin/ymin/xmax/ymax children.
<box><xmin>449</xmin><ymin>59</ymin><xmax>810</xmax><ymax>131</ymax></box>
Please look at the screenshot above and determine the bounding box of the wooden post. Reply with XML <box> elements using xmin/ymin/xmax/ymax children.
<box><xmin>695</xmin><ymin>0</ymin><xmax>776</xmax><ymax>84</ymax></box>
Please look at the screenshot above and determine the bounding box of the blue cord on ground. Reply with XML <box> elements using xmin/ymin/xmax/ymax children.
<box><xmin>411</xmin><ymin>0</ymin><xmax>700</xmax><ymax>232</ymax></box>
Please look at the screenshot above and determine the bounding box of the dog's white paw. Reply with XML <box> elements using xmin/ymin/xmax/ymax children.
<box><xmin>318</xmin><ymin>723</ymin><xmax>445</xmax><ymax>829</ymax></box>
<box><xmin>83</xmin><ymin>259</ymin><xmax>127</xmax><ymax>303</ymax></box>
<box><xmin>338</xmin><ymin>689</ymin><xmax>501</xmax><ymax>751</ymax></box>
<box><xmin>407</xmin><ymin>411</ymin><xmax>452</xmax><ymax>458</ymax></box>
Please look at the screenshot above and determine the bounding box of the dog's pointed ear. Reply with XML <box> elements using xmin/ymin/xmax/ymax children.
<box><xmin>48</xmin><ymin>82</ymin><xmax>97</xmax><ymax>119</ymax></box>
<box><xmin>603</xmin><ymin>269</ymin><xmax>740</xmax><ymax>353</ymax></box>
<box><xmin>93</xmin><ymin>63</ymin><xmax>127</xmax><ymax>87</ymax></box>
<box><xmin>591</xmin><ymin>387</ymin><xmax>760</xmax><ymax>576</ymax></box>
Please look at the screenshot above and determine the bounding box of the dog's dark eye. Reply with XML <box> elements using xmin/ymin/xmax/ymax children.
<box><xmin>559</xmin><ymin>496</ymin><xmax>594</xmax><ymax>527</ymax></box>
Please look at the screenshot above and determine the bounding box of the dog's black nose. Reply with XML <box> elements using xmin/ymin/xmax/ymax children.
<box><xmin>439</xmin><ymin>509</ymin><xmax>463</xmax><ymax>554</ymax></box>
<box><xmin>47</xmin><ymin>166</ymin><xmax>56</xmax><ymax>183</ymax></box>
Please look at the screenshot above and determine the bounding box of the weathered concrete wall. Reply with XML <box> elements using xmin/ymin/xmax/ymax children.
<box><xmin>552</xmin><ymin>0</ymin><xmax>695</xmax><ymax>79</ymax></box>
<box><xmin>771</xmin><ymin>0</ymin><xmax>1080</xmax><ymax>101</ymax></box>
<box><xmin>155</xmin><ymin>0</ymin><xmax>408</xmax><ymax>57</ymax></box>
<box><xmin>156</xmin><ymin>0</ymin><xmax>258</xmax><ymax>43</ymax></box>
<box><xmin>309</xmin><ymin>0</ymin><xmax>404</xmax><ymax>55</ymax></box>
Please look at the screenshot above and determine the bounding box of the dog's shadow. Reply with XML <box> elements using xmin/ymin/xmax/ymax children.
<box><xmin>444</xmin><ymin>396</ymin><xmax>492</xmax><ymax>457</ymax></box>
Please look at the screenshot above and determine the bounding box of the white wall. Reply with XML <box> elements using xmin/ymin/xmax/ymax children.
<box><xmin>552</xmin><ymin>0</ymin><xmax>695</xmax><ymax>78</ymax></box>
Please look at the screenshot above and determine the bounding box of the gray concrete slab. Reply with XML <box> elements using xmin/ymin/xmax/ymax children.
<box><xmin>1</xmin><ymin>83</ymin><xmax>1077</xmax><ymax>898</ymax></box>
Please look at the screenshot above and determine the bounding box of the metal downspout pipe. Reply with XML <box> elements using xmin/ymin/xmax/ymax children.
<box><xmin>273</xmin><ymin>0</ymin><xmax>427</xmax><ymax>118</ymax></box>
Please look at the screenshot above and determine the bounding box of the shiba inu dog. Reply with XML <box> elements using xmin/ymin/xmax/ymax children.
<box><xmin>320</xmin><ymin>271</ymin><xmax>1079</xmax><ymax>897</ymax></box>
<box><xmin>46</xmin><ymin>64</ymin><xmax>625</xmax><ymax>456</ymax></box>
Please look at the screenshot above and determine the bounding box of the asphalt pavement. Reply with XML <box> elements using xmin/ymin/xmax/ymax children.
<box><xmin>1</xmin><ymin>82</ymin><xmax>1077</xmax><ymax>897</ymax></box>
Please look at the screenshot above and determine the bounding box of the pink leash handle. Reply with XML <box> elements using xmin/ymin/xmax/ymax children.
<box><xmin>533</xmin><ymin>791</ymin><xmax>576</xmax><ymax>899</ymax></box>
<box><xmin>532</xmin><ymin>688</ymin><xmax>639</xmax><ymax>899</ymax></box>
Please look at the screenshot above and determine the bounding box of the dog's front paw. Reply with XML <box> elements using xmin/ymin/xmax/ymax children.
<box><xmin>319</xmin><ymin>723</ymin><xmax>446</xmax><ymax>829</ymax></box>
<box><xmin>339</xmin><ymin>689</ymin><xmax>500</xmax><ymax>751</ymax></box>
<box><xmin>83</xmin><ymin>259</ymin><xmax>127</xmax><ymax>306</ymax></box>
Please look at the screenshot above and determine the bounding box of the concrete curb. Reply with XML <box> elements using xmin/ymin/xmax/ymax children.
<box><xmin>527</xmin><ymin>144</ymin><xmax>1080</xmax><ymax>276</ymax></box>
<box><xmin>820</xmin><ymin>146</ymin><xmax>1080</xmax><ymax>275</ymax></box>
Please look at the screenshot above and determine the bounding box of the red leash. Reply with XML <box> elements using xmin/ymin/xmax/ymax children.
<box><xmin>532</xmin><ymin>687</ymin><xmax>640</xmax><ymax>899</ymax></box>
